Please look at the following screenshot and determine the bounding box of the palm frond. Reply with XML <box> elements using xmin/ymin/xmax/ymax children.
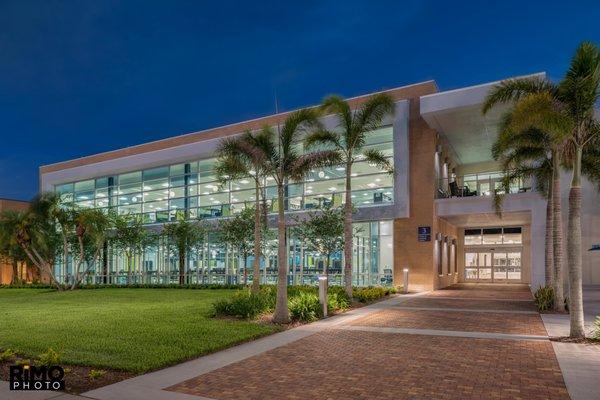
<box><xmin>559</xmin><ymin>41</ymin><xmax>600</xmax><ymax>121</ymax></box>
<box><xmin>280</xmin><ymin>109</ymin><xmax>320</xmax><ymax>157</ymax></box>
<box><xmin>288</xmin><ymin>151</ymin><xmax>342</xmax><ymax>182</ymax></box>
<box><xmin>362</xmin><ymin>149</ymin><xmax>394</xmax><ymax>175</ymax></box>
<box><xmin>321</xmin><ymin>95</ymin><xmax>352</xmax><ymax>134</ymax></box>
<box><xmin>354</xmin><ymin>93</ymin><xmax>395</xmax><ymax>136</ymax></box>
<box><xmin>304</xmin><ymin>129</ymin><xmax>341</xmax><ymax>151</ymax></box>
<box><xmin>482</xmin><ymin>77</ymin><xmax>556</xmax><ymax>114</ymax></box>
<box><xmin>508</xmin><ymin>92</ymin><xmax>573</xmax><ymax>140</ymax></box>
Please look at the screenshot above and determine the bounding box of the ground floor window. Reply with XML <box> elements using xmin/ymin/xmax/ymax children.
<box><xmin>53</xmin><ymin>219</ymin><xmax>394</xmax><ymax>287</ymax></box>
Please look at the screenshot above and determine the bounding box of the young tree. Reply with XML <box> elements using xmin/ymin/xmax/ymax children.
<box><xmin>162</xmin><ymin>217</ymin><xmax>206</xmax><ymax>285</ymax></box>
<box><xmin>483</xmin><ymin>42</ymin><xmax>600</xmax><ymax>338</ymax></box>
<box><xmin>69</xmin><ymin>209</ymin><xmax>113</xmax><ymax>289</ymax></box>
<box><xmin>252</xmin><ymin>109</ymin><xmax>341</xmax><ymax>323</ymax></box>
<box><xmin>218</xmin><ymin>206</ymin><xmax>256</xmax><ymax>285</ymax></box>
<box><xmin>292</xmin><ymin>206</ymin><xmax>344</xmax><ymax>277</ymax></box>
<box><xmin>304</xmin><ymin>94</ymin><xmax>395</xmax><ymax>298</ymax></box>
<box><xmin>215</xmin><ymin>129</ymin><xmax>272</xmax><ymax>293</ymax></box>
<box><xmin>111</xmin><ymin>213</ymin><xmax>156</xmax><ymax>284</ymax></box>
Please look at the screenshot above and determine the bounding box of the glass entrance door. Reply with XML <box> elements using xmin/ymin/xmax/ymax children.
<box><xmin>464</xmin><ymin>249</ymin><xmax>521</xmax><ymax>282</ymax></box>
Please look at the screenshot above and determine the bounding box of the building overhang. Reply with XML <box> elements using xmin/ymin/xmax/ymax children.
<box><xmin>420</xmin><ymin>73</ymin><xmax>546</xmax><ymax>165</ymax></box>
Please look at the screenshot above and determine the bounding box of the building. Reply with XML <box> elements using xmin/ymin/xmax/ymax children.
<box><xmin>38</xmin><ymin>73</ymin><xmax>600</xmax><ymax>290</ymax></box>
<box><xmin>0</xmin><ymin>198</ymin><xmax>31</xmax><ymax>284</ymax></box>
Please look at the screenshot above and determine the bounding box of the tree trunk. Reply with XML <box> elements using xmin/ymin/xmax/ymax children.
<box><xmin>11</xmin><ymin>258</ymin><xmax>19</xmax><ymax>284</ymax></box>
<box><xmin>243</xmin><ymin>252</ymin><xmax>248</xmax><ymax>285</ymax></box>
<box><xmin>343</xmin><ymin>162</ymin><xmax>353</xmax><ymax>298</ymax></box>
<box><xmin>272</xmin><ymin>183</ymin><xmax>290</xmax><ymax>324</ymax></box>
<box><xmin>179</xmin><ymin>248</ymin><xmax>185</xmax><ymax>285</ymax></box>
<box><xmin>24</xmin><ymin>245</ymin><xmax>62</xmax><ymax>291</ymax></box>
<box><xmin>252</xmin><ymin>184</ymin><xmax>262</xmax><ymax>293</ymax></box>
<box><xmin>545</xmin><ymin>181</ymin><xmax>554</xmax><ymax>287</ymax></box>
<box><xmin>567</xmin><ymin>146</ymin><xmax>585</xmax><ymax>338</ymax></box>
<box><xmin>552</xmin><ymin>155</ymin><xmax>565</xmax><ymax>312</ymax></box>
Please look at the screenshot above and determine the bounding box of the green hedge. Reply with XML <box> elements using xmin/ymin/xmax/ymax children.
<box><xmin>353</xmin><ymin>286</ymin><xmax>397</xmax><ymax>303</ymax></box>
<box><xmin>213</xmin><ymin>285</ymin><xmax>397</xmax><ymax>322</ymax></box>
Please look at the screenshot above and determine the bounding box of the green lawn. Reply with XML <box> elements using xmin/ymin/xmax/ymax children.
<box><xmin>0</xmin><ymin>289</ymin><xmax>277</xmax><ymax>373</ymax></box>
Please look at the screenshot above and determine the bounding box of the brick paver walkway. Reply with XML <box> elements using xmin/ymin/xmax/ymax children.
<box><xmin>169</xmin><ymin>330</ymin><xmax>567</xmax><ymax>400</ymax></box>
<box><xmin>167</xmin><ymin>284</ymin><xmax>569</xmax><ymax>400</ymax></box>
<box><xmin>395</xmin><ymin>296</ymin><xmax>539</xmax><ymax>312</ymax></box>
<box><xmin>350</xmin><ymin>308</ymin><xmax>548</xmax><ymax>335</ymax></box>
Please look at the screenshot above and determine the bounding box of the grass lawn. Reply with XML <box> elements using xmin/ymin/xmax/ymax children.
<box><xmin>0</xmin><ymin>288</ymin><xmax>277</xmax><ymax>373</ymax></box>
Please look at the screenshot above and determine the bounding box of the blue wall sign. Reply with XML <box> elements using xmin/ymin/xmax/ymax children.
<box><xmin>418</xmin><ymin>226</ymin><xmax>431</xmax><ymax>242</ymax></box>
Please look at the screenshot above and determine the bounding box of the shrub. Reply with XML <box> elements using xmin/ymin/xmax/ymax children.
<box><xmin>327</xmin><ymin>289</ymin><xmax>350</xmax><ymax>312</ymax></box>
<box><xmin>288</xmin><ymin>292</ymin><xmax>322</xmax><ymax>322</ymax></box>
<box><xmin>534</xmin><ymin>286</ymin><xmax>555</xmax><ymax>311</ymax></box>
<box><xmin>592</xmin><ymin>316</ymin><xmax>600</xmax><ymax>341</ymax></box>
<box><xmin>352</xmin><ymin>286</ymin><xmax>390</xmax><ymax>303</ymax></box>
<box><xmin>15</xmin><ymin>359</ymin><xmax>30</xmax><ymax>366</ymax></box>
<box><xmin>0</xmin><ymin>348</ymin><xmax>15</xmax><ymax>362</ymax></box>
<box><xmin>89</xmin><ymin>369</ymin><xmax>106</xmax><ymax>380</ymax></box>
<box><xmin>213</xmin><ymin>290</ymin><xmax>272</xmax><ymax>319</ymax></box>
<box><xmin>36</xmin><ymin>348</ymin><xmax>61</xmax><ymax>366</ymax></box>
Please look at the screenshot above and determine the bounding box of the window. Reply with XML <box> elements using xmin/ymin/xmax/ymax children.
<box><xmin>465</xmin><ymin>227</ymin><xmax>522</xmax><ymax>246</ymax></box>
<box><xmin>482</xmin><ymin>228</ymin><xmax>503</xmax><ymax>245</ymax></box>
<box><xmin>54</xmin><ymin>126</ymin><xmax>396</xmax><ymax>222</ymax></box>
<box><xmin>464</xmin><ymin>229</ymin><xmax>482</xmax><ymax>245</ymax></box>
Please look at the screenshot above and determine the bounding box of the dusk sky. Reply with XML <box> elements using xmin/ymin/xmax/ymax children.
<box><xmin>1</xmin><ymin>0</ymin><xmax>599</xmax><ymax>200</ymax></box>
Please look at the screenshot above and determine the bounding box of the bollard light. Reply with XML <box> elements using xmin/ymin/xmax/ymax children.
<box><xmin>318</xmin><ymin>275</ymin><xmax>328</xmax><ymax>317</ymax></box>
<box><xmin>402</xmin><ymin>268</ymin><xmax>409</xmax><ymax>294</ymax></box>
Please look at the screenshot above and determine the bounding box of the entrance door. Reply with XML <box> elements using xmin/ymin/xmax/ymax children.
<box><xmin>464</xmin><ymin>249</ymin><xmax>521</xmax><ymax>282</ymax></box>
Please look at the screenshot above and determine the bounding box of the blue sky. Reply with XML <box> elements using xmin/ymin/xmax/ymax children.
<box><xmin>1</xmin><ymin>0</ymin><xmax>599</xmax><ymax>200</ymax></box>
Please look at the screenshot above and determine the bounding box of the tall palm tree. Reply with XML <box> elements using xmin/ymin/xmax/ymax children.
<box><xmin>484</xmin><ymin>77</ymin><xmax>568</xmax><ymax>312</ymax></box>
<box><xmin>252</xmin><ymin>109</ymin><xmax>340</xmax><ymax>323</ymax></box>
<box><xmin>215</xmin><ymin>129</ymin><xmax>272</xmax><ymax>293</ymax></box>
<box><xmin>304</xmin><ymin>93</ymin><xmax>395</xmax><ymax>298</ymax></box>
<box><xmin>484</xmin><ymin>42</ymin><xmax>600</xmax><ymax>338</ymax></box>
<box><xmin>491</xmin><ymin>118</ymin><xmax>563</xmax><ymax>302</ymax></box>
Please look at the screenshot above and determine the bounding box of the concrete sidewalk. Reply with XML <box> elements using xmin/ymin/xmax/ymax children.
<box><xmin>541</xmin><ymin>285</ymin><xmax>600</xmax><ymax>400</ymax></box>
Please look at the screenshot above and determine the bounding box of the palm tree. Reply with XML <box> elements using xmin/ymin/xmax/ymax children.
<box><xmin>0</xmin><ymin>208</ymin><xmax>62</xmax><ymax>290</ymax></box>
<box><xmin>70</xmin><ymin>208</ymin><xmax>112</xmax><ymax>289</ymax></box>
<box><xmin>162</xmin><ymin>217</ymin><xmax>205</xmax><ymax>285</ymax></box>
<box><xmin>0</xmin><ymin>212</ymin><xmax>29</xmax><ymax>284</ymax></box>
<box><xmin>490</xmin><ymin>111</ymin><xmax>566</xmax><ymax>311</ymax></box>
<box><xmin>215</xmin><ymin>129</ymin><xmax>272</xmax><ymax>293</ymax></box>
<box><xmin>484</xmin><ymin>42</ymin><xmax>600</xmax><ymax>338</ymax></box>
<box><xmin>304</xmin><ymin>93</ymin><xmax>395</xmax><ymax>298</ymax></box>
<box><xmin>252</xmin><ymin>109</ymin><xmax>340</xmax><ymax>323</ymax></box>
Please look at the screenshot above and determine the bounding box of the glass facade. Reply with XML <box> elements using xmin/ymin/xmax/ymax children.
<box><xmin>53</xmin><ymin>127</ymin><xmax>395</xmax><ymax>286</ymax></box>
<box><xmin>55</xmin><ymin>126</ymin><xmax>394</xmax><ymax>222</ymax></box>
<box><xmin>54</xmin><ymin>221</ymin><xmax>394</xmax><ymax>287</ymax></box>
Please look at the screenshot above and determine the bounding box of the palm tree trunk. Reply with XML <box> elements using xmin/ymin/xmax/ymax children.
<box><xmin>251</xmin><ymin>184</ymin><xmax>262</xmax><ymax>293</ymax></box>
<box><xmin>343</xmin><ymin>162</ymin><xmax>353</xmax><ymax>298</ymax></box>
<box><xmin>11</xmin><ymin>258</ymin><xmax>19</xmax><ymax>284</ymax></box>
<box><xmin>178</xmin><ymin>248</ymin><xmax>185</xmax><ymax>285</ymax></box>
<box><xmin>273</xmin><ymin>183</ymin><xmax>290</xmax><ymax>323</ymax></box>
<box><xmin>552</xmin><ymin>156</ymin><xmax>565</xmax><ymax>312</ymax></box>
<box><xmin>568</xmin><ymin>146</ymin><xmax>585</xmax><ymax>338</ymax></box>
<box><xmin>545</xmin><ymin>181</ymin><xmax>554</xmax><ymax>287</ymax></box>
